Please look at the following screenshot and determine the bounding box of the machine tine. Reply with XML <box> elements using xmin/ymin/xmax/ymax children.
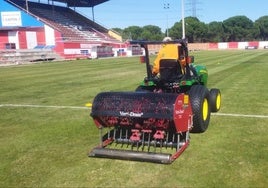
<box><xmin>126</xmin><ymin>130</ymin><xmax>129</xmax><ymax>148</ymax></box>
<box><xmin>186</xmin><ymin>131</ymin><xmax>190</xmax><ymax>142</ymax></box>
<box><xmin>113</xmin><ymin>128</ymin><xmax>119</xmax><ymax>147</ymax></box>
<box><xmin>119</xmin><ymin>128</ymin><xmax>123</xmax><ymax>147</ymax></box>
<box><xmin>177</xmin><ymin>134</ymin><xmax>180</xmax><ymax>151</ymax></box>
<box><xmin>165</xmin><ymin>132</ymin><xmax>169</xmax><ymax>148</ymax></box>
<box><xmin>99</xmin><ymin>127</ymin><xmax>103</xmax><ymax>147</ymax></box>
<box><xmin>141</xmin><ymin>132</ymin><xmax>145</xmax><ymax>151</ymax></box>
<box><xmin>172</xmin><ymin>134</ymin><xmax>175</xmax><ymax>149</ymax></box>
<box><xmin>160</xmin><ymin>140</ymin><xmax>163</xmax><ymax>152</ymax></box>
<box><xmin>113</xmin><ymin>128</ymin><xmax>116</xmax><ymax>140</ymax></box>
<box><xmin>107</xmin><ymin>128</ymin><xmax>111</xmax><ymax>139</ymax></box>
<box><xmin>148</xmin><ymin>132</ymin><xmax>151</xmax><ymax>152</ymax></box>
<box><xmin>130</xmin><ymin>142</ymin><xmax>135</xmax><ymax>151</ymax></box>
<box><xmin>154</xmin><ymin>139</ymin><xmax>157</xmax><ymax>152</ymax></box>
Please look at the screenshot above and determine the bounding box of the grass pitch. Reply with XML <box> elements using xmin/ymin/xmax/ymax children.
<box><xmin>0</xmin><ymin>50</ymin><xmax>268</xmax><ymax>187</ymax></box>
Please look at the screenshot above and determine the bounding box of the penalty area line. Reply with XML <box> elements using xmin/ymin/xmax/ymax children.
<box><xmin>0</xmin><ymin>104</ymin><xmax>89</xmax><ymax>110</ymax></box>
<box><xmin>212</xmin><ymin>112</ymin><xmax>268</xmax><ymax>119</ymax></box>
<box><xmin>1</xmin><ymin>104</ymin><xmax>268</xmax><ymax>118</ymax></box>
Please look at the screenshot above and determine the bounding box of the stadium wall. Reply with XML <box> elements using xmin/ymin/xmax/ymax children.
<box><xmin>189</xmin><ymin>41</ymin><xmax>268</xmax><ymax>51</ymax></box>
<box><xmin>0</xmin><ymin>25</ymin><xmax>130</xmax><ymax>60</ymax></box>
<box><xmin>0</xmin><ymin>27</ymin><xmax>45</xmax><ymax>49</ymax></box>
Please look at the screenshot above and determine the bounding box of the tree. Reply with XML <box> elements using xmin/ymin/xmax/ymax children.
<box><xmin>122</xmin><ymin>26</ymin><xmax>143</xmax><ymax>40</ymax></box>
<box><xmin>251</xmin><ymin>22</ymin><xmax>261</xmax><ymax>40</ymax></box>
<box><xmin>222</xmin><ymin>16</ymin><xmax>254</xmax><ymax>41</ymax></box>
<box><xmin>169</xmin><ymin>21</ymin><xmax>183</xmax><ymax>40</ymax></box>
<box><xmin>114</xmin><ymin>14</ymin><xmax>268</xmax><ymax>42</ymax></box>
<box><xmin>255</xmin><ymin>16</ymin><xmax>268</xmax><ymax>40</ymax></box>
<box><xmin>111</xmin><ymin>28</ymin><xmax>123</xmax><ymax>35</ymax></box>
<box><xmin>207</xmin><ymin>21</ymin><xmax>225</xmax><ymax>42</ymax></box>
<box><xmin>169</xmin><ymin>17</ymin><xmax>207</xmax><ymax>43</ymax></box>
<box><xmin>141</xmin><ymin>25</ymin><xmax>164</xmax><ymax>40</ymax></box>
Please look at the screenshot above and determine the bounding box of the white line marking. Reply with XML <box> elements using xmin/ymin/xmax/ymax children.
<box><xmin>0</xmin><ymin>104</ymin><xmax>89</xmax><ymax>110</ymax></box>
<box><xmin>1</xmin><ymin>104</ymin><xmax>268</xmax><ymax>118</ymax></box>
<box><xmin>212</xmin><ymin>113</ymin><xmax>268</xmax><ymax>118</ymax></box>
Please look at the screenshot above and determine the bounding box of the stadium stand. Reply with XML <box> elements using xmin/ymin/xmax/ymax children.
<box><xmin>0</xmin><ymin>48</ymin><xmax>62</xmax><ymax>65</ymax></box>
<box><xmin>0</xmin><ymin>0</ymin><xmax>127</xmax><ymax>62</ymax></box>
<box><xmin>6</xmin><ymin>0</ymin><xmax>120</xmax><ymax>43</ymax></box>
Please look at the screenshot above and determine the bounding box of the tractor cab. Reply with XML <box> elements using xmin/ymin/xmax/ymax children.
<box><xmin>159</xmin><ymin>58</ymin><xmax>183</xmax><ymax>82</ymax></box>
<box><xmin>132</xmin><ymin>40</ymin><xmax>205</xmax><ymax>93</ymax></box>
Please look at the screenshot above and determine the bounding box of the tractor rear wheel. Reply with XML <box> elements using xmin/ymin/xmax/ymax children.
<box><xmin>135</xmin><ymin>86</ymin><xmax>151</xmax><ymax>92</ymax></box>
<box><xmin>210</xmin><ymin>89</ymin><xmax>221</xmax><ymax>112</ymax></box>
<box><xmin>188</xmin><ymin>85</ymin><xmax>211</xmax><ymax>133</ymax></box>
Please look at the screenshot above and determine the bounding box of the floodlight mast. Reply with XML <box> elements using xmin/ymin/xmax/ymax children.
<box><xmin>181</xmin><ymin>0</ymin><xmax>186</xmax><ymax>39</ymax></box>
<box><xmin>25</xmin><ymin>0</ymin><xmax>28</xmax><ymax>13</ymax></box>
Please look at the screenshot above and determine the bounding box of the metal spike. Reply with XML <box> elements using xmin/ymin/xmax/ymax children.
<box><xmin>141</xmin><ymin>132</ymin><xmax>145</xmax><ymax>151</ymax></box>
<box><xmin>172</xmin><ymin>133</ymin><xmax>175</xmax><ymax>149</ymax></box>
<box><xmin>160</xmin><ymin>139</ymin><xmax>163</xmax><ymax>153</ymax></box>
<box><xmin>177</xmin><ymin>134</ymin><xmax>180</xmax><ymax>151</ymax></box>
<box><xmin>99</xmin><ymin>127</ymin><xmax>103</xmax><ymax>147</ymax></box>
<box><xmin>107</xmin><ymin>128</ymin><xmax>111</xmax><ymax>139</ymax></box>
<box><xmin>120</xmin><ymin>128</ymin><xmax>123</xmax><ymax>147</ymax></box>
<box><xmin>165</xmin><ymin>132</ymin><xmax>169</xmax><ymax>148</ymax></box>
<box><xmin>154</xmin><ymin>139</ymin><xmax>157</xmax><ymax>152</ymax></box>
<box><xmin>113</xmin><ymin>127</ymin><xmax>116</xmax><ymax>140</ymax></box>
<box><xmin>126</xmin><ymin>129</ymin><xmax>129</xmax><ymax>148</ymax></box>
<box><xmin>148</xmin><ymin>132</ymin><xmax>151</xmax><ymax>152</ymax></box>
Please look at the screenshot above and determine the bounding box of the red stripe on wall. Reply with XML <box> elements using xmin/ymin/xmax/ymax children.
<box><xmin>36</xmin><ymin>28</ymin><xmax>46</xmax><ymax>46</ymax></box>
<box><xmin>209</xmin><ymin>43</ymin><xmax>218</xmax><ymax>49</ymax></box>
<box><xmin>54</xmin><ymin>30</ymin><xmax>64</xmax><ymax>57</ymax></box>
<box><xmin>248</xmin><ymin>41</ymin><xmax>259</xmax><ymax>47</ymax></box>
<box><xmin>0</xmin><ymin>32</ymin><xmax>8</xmax><ymax>49</ymax></box>
<box><xmin>228</xmin><ymin>42</ymin><xmax>238</xmax><ymax>49</ymax></box>
<box><xmin>64</xmin><ymin>42</ymin><xmax>81</xmax><ymax>48</ymax></box>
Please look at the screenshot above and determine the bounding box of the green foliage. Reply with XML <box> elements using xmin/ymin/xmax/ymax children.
<box><xmin>141</xmin><ymin>25</ymin><xmax>164</xmax><ymax>40</ymax></box>
<box><xmin>222</xmin><ymin>16</ymin><xmax>254</xmax><ymax>41</ymax></box>
<box><xmin>169</xmin><ymin>21</ymin><xmax>182</xmax><ymax>39</ymax></box>
<box><xmin>120</xmin><ymin>25</ymin><xmax>164</xmax><ymax>41</ymax></box>
<box><xmin>185</xmin><ymin>17</ymin><xmax>207</xmax><ymax>42</ymax></box>
<box><xmin>113</xmin><ymin>15</ymin><xmax>268</xmax><ymax>42</ymax></box>
<box><xmin>255</xmin><ymin>16</ymin><xmax>268</xmax><ymax>40</ymax></box>
<box><xmin>122</xmin><ymin>26</ymin><xmax>143</xmax><ymax>40</ymax></box>
<box><xmin>0</xmin><ymin>51</ymin><xmax>268</xmax><ymax>187</ymax></box>
<box><xmin>207</xmin><ymin>21</ymin><xmax>225</xmax><ymax>42</ymax></box>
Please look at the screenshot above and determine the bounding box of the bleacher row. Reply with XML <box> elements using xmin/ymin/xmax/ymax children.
<box><xmin>7</xmin><ymin>0</ymin><xmax>120</xmax><ymax>43</ymax></box>
<box><xmin>0</xmin><ymin>49</ymin><xmax>63</xmax><ymax>65</ymax></box>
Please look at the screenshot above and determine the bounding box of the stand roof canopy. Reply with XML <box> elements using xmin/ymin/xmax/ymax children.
<box><xmin>46</xmin><ymin>0</ymin><xmax>109</xmax><ymax>7</ymax></box>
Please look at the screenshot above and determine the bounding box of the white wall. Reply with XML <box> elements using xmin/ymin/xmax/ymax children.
<box><xmin>26</xmin><ymin>31</ymin><xmax>37</xmax><ymax>49</ymax></box>
<box><xmin>8</xmin><ymin>31</ymin><xmax>19</xmax><ymax>49</ymax></box>
<box><xmin>44</xmin><ymin>24</ymin><xmax>55</xmax><ymax>45</ymax></box>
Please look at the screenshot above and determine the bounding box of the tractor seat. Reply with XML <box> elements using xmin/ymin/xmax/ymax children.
<box><xmin>159</xmin><ymin>59</ymin><xmax>183</xmax><ymax>82</ymax></box>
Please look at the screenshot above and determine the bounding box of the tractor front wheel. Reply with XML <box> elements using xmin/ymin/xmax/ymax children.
<box><xmin>188</xmin><ymin>85</ymin><xmax>211</xmax><ymax>133</ymax></box>
<box><xmin>210</xmin><ymin>88</ymin><xmax>221</xmax><ymax>112</ymax></box>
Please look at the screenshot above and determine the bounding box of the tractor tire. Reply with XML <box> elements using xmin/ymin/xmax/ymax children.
<box><xmin>135</xmin><ymin>86</ymin><xmax>151</xmax><ymax>92</ymax></box>
<box><xmin>188</xmin><ymin>85</ymin><xmax>211</xmax><ymax>133</ymax></box>
<box><xmin>210</xmin><ymin>88</ymin><xmax>221</xmax><ymax>112</ymax></box>
<box><xmin>136</xmin><ymin>86</ymin><xmax>144</xmax><ymax>92</ymax></box>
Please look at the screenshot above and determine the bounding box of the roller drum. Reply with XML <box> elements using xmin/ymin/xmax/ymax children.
<box><xmin>91</xmin><ymin>92</ymin><xmax>191</xmax><ymax>132</ymax></box>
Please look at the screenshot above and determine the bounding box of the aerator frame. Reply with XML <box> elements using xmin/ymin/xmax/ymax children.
<box><xmin>89</xmin><ymin>92</ymin><xmax>193</xmax><ymax>164</ymax></box>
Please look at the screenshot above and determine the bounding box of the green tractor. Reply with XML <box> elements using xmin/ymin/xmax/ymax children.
<box><xmin>88</xmin><ymin>39</ymin><xmax>221</xmax><ymax>163</ymax></box>
<box><xmin>133</xmin><ymin>39</ymin><xmax>221</xmax><ymax>133</ymax></box>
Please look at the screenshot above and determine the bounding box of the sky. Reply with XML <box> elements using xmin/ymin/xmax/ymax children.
<box><xmin>0</xmin><ymin>0</ymin><xmax>267</xmax><ymax>31</ymax></box>
<box><xmin>78</xmin><ymin>0</ymin><xmax>268</xmax><ymax>31</ymax></box>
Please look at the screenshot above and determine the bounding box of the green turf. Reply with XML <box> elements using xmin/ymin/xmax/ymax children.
<box><xmin>0</xmin><ymin>51</ymin><xmax>267</xmax><ymax>187</ymax></box>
